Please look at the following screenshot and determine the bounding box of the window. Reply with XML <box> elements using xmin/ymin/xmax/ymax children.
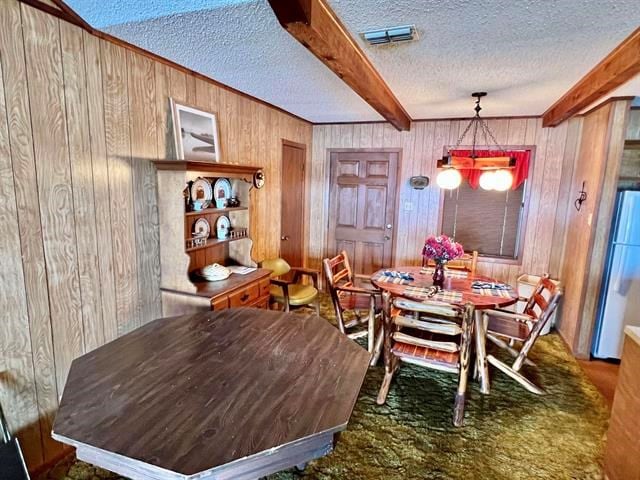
<box><xmin>441</xmin><ymin>178</ymin><xmax>527</xmax><ymax>260</ymax></box>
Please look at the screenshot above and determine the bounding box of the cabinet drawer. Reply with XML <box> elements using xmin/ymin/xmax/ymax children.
<box><xmin>259</xmin><ymin>278</ymin><xmax>271</xmax><ymax>297</ymax></box>
<box><xmin>229</xmin><ymin>283</ymin><xmax>260</xmax><ymax>307</ymax></box>
<box><xmin>211</xmin><ymin>296</ymin><xmax>229</xmax><ymax>311</ymax></box>
<box><xmin>250</xmin><ymin>295</ymin><xmax>270</xmax><ymax>310</ymax></box>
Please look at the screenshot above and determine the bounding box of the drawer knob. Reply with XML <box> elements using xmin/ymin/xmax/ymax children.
<box><xmin>240</xmin><ymin>293</ymin><xmax>250</xmax><ymax>302</ymax></box>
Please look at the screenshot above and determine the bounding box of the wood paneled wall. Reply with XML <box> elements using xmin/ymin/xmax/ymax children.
<box><xmin>0</xmin><ymin>0</ymin><xmax>311</xmax><ymax>469</ymax></box>
<box><xmin>557</xmin><ymin>100</ymin><xmax>630</xmax><ymax>357</ymax></box>
<box><xmin>309</xmin><ymin>118</ymin><xmax>579</xmax><ymax>288</ymax></box>
<box><xmin>627</xmin><ymin>108</ymin><xmax>640</xmax><ymax>139</ymax></box>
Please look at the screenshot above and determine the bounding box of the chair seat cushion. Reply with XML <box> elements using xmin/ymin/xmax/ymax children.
<box><xmin>486</xmin><ymin>314</ymin><xmax>532</xmax><ymax>341</ymax></box>
<box><xmin>338</xmin><ymin>292</ymin><xmax>382</xmax><ymax>311</ymax></box>
<box><xmin>270</xmin><ymin>284</ymin><xmax>318</xmax><ymax>306</ymax></box>
<box><xmin>392</xmin><ymin>328</ymin><xmax>460</xmax><ymax>371</ymax></box>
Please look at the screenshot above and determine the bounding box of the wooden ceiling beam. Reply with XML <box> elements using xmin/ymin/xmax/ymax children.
<box><xmin>50</xmin><ymin>0</ymin><xmax>94</xmax><ymax>31</ymax></box>
<box><xmin>268</xmin><ymin>0</ymin><xmax>412</xmax><ymax>131</ymax></box>
<box><xmin>542</xmin><ymin>27</ymin><xmax>640</xmax><ymax>127</ymax></box>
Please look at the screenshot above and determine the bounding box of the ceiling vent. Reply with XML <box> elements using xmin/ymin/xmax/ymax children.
<box><xmin>361</xmin><ymin>25</ymin><xmax>417</xmax><ymax>45</ymax></box>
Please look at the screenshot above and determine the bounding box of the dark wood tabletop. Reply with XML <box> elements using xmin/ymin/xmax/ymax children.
<box><xmin>371</xmin><ymin>266</ymin><xmax>518</xmax><ymax>309</ymax></box>
<box><xmin>52</xmin><ymin>309</ymin><xmax>370</xmax><ymax>479</ymax></box>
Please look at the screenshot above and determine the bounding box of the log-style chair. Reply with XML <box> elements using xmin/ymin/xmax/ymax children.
<box><xmin>260</xmin><ymin>258</ymin><xmax>320</xmax><ymax>314</ymax></box>
<box><xmin>377</xmin><ymin>292</ymin><xmax>475</xmax><ymax>427</ymax></box>
<box><xmin>426</xmin><ymin>250</ymin><xmax>478</xmax><ymax>275</ymax></box>
<box><xmin>322</xmin><ymin>251</ymin><xmax>382</xmax><ymax>366</ymax></box>
<box><xmin>482</xmin><ymin>274</ymin><xmax>563</xmax><ymax>394</ymax></box>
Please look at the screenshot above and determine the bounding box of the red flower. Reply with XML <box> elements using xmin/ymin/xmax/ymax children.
<box><xmin>422</xmin><ymin>234</ymin><xmax>464</xmax><ymax>264</ymax></box>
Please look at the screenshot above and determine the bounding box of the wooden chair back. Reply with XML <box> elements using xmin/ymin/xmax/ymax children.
<box><xmin>426</xmin><ymin>251</ymin><xmax>478</xmax><ymax>275</ymax></box>
<box><xmin>385</xmin><ymin>297</ymin><xmax>475</xmax><ymax>372</ymax></box>
<box><xmin>323</xmin><ymin>251</ymin><xmax>354</xmax><ymax>298</ymax></box>
<box><xmin>323</xmin><ymin>251</ymin><xmax>354</xmax><ymax>331</ymax></box>
<box><xmin>483</xmin><ymin>274</ymin><xmax>563</xmax><ymax>394</ymax></box>
<box><xmin>378</xmin><ymin>293</ymin><xmax>475</xmax><ymax>425</ymax></box>
<box><xmin>523</xmin><ymin>274</ymin><xmax>563</xmax><ymax>336</ymax></box>
<box><xmin>323</xmin><ymin>251</ymin><xmax>382</xmax><ymax>363</ymax></box>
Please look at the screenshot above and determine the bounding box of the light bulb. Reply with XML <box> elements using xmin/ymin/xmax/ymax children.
<box><xmin>436</xmin><ymin>168</ymin><xmax>462</xmax><ymax>189</ymax></box>
<box><xmin>492</xmin><ymin>169</ymin><xmax>513</xmax><ymax>191</ymax></box>
<box><xmin>479</xmin><ymin>170</ymin><xmax>496</xmax><ymax>190</ymax></box>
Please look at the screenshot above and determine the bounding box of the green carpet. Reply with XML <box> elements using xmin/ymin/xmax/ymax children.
<box><xmin>43</xmin><ymin>296</ymin><xmax>609</xmax><ymax>480</ymax></box>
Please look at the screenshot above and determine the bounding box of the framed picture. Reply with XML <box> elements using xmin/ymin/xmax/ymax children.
<box><xmin>170</xmin><ymin>99</ymin><xmax>221</xmax><ymax>162</ymax></box>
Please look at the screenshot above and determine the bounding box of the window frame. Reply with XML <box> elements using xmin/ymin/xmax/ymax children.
<box><xmin>437</xmin><ymin>145</ymin><xmax>536</xmax><ymax>266</ymax></box>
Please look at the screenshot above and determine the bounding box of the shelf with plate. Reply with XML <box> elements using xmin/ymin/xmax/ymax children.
<box><xmin>185</xmin><ymin>235</ymin><xmax>248</xmax><ymax>253</ymax></box>
<box><xmin>184</xmin><ymin>206</ymin><xmax>247</xmax><ymax>217</ymax></box>
<box><xmin>184</xmin><ymin>208</ymin><xmax>248</xmax><ymax>261</ymax></box>
<box><xmin>153</xmin><ymin>160</ymin><xmax>270</xmax><ymax>316</ymax></box>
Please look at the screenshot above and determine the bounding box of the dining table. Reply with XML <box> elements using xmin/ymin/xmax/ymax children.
<box><xmin>52</xmin><ymin>308</ymin><xmax>370</xmax><ymax>480</ymax></box>
<box><xmin>370</xmin><ymin>265</ymin><xmax>519</xmax><ymax>394</ymax></box>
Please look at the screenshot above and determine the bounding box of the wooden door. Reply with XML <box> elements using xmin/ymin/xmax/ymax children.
<box><xmin>280</xmin><ymin>141</ymin><xmax>306</xmax><ymax>267</ymax></box>
<box><xmin>328</xmin><ymin>151</ymin><xmax>399</xmax><ymax>276</ymax></box>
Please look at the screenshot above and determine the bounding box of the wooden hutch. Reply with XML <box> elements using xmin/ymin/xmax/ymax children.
<box><xmin>154</xmin><ymin>161</ymin><xmax>271</xmax><ymax>316</ymax></box>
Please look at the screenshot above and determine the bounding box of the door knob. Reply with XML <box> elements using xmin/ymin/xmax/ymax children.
<box><xmin>386</xmin><ymin>224</ymin><xmax>393</xmax><ymax>229</ymax></box>
<box><xmin>384</xmin><ymin>235</ymin><xmax>391</xmax><ymax>240</ymax></box>
<box><xmin>281</xmin><ymin>235</ymin><xmax>290</xmax><ymax>241</ymax></box>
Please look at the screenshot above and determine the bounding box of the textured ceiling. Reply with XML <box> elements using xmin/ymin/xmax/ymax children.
<box><xmin>66</xmin><ymin>0</ymin><xmax>640</xmax><ymax>122</ymax></box>
<box><xmin>66</xmin><ymin>0</ymin><xmax>382</xmax><ymax>122</ymax></box>
<box><xmin>329</xmin><ymin>0</ymin><xmax>640</xmax><ymax>120</ymax></box>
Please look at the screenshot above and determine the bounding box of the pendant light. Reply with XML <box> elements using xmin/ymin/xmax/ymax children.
<box><xmin>492</xmin><ymin>169</ymin><xmax>514</xmax><ymax>191</ymax></box>
<box><xmin>479</xmin><ymin>171</ymin><xmax>496</xmax><ymax>190</ymax></box>
<box><xmin>436</xmin><ymin>168</ymin><xmax>462</xmax><ymax>189</ymax></box>
<box><xmin>436</xmin><ymin>92</ymin><xmax>515</xmax><ymax>190</ymax></box>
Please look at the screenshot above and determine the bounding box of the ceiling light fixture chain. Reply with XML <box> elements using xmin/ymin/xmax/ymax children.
<box><xmin>436</xmin><ymin>92</ymin><xmax>516</xmax><ymax>191</ymax></box>
<box><xmin>452</xmin><ymin>92</ymin><xmax>508</xmax><ymax>156</ymax></box>
<box><xmin>455</xmin><ymin>116</ymin><xmax>476</xmax><ymax>150</ymax></box>
<box><xmin>480</xmin><ymin>117</ymin><xmax>506</xmax><ymax>151</ymax></box>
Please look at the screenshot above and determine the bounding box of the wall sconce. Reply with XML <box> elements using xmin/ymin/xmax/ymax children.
<box><xmin>574</xmin><ymin>181</ymin><xmax>587</xmax><ymax>211</ymax></box>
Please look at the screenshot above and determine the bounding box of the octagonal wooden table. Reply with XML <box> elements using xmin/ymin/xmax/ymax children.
<box><xmin>52</xmin><ymin>309</ymin><xmax>370</xmax><ymax>480</ymax></box>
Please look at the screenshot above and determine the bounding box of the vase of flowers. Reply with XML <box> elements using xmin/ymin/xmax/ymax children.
<box><xmin>422</xmin><ymin>235</ymin><xmax>464</xmax><ymax>288</ymax></box>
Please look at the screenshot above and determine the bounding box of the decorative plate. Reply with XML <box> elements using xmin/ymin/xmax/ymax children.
<box><xmin>191</xmin><ymin>178</ymin><xmax>212</xmax><ymax>209</ymax></box>
<box><xmin>213</xmin><ymin>178</ymin><xmax>232</xmax><ymax>209</ymax></box>
<box><xmin>193</xmin><ymin>217</ymin><xmax>210</xmax><ymax>238</ymax></box>
<box><xmin>216</xmin><ymin>215</ymin><xmax>230</xmax><ymax>239</ymax></box>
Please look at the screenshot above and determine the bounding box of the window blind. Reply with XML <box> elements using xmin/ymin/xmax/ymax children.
<box><xmin>441</xmin><ymin>182</ymin><xmax>526</xmax><ymax>259</ymax></box>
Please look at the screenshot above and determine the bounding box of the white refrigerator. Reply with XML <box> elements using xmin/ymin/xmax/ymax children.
<box><xmin>592</xmin><ymin>190</ymin><xmax>640</xmax><ymax>359</ymax></box>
